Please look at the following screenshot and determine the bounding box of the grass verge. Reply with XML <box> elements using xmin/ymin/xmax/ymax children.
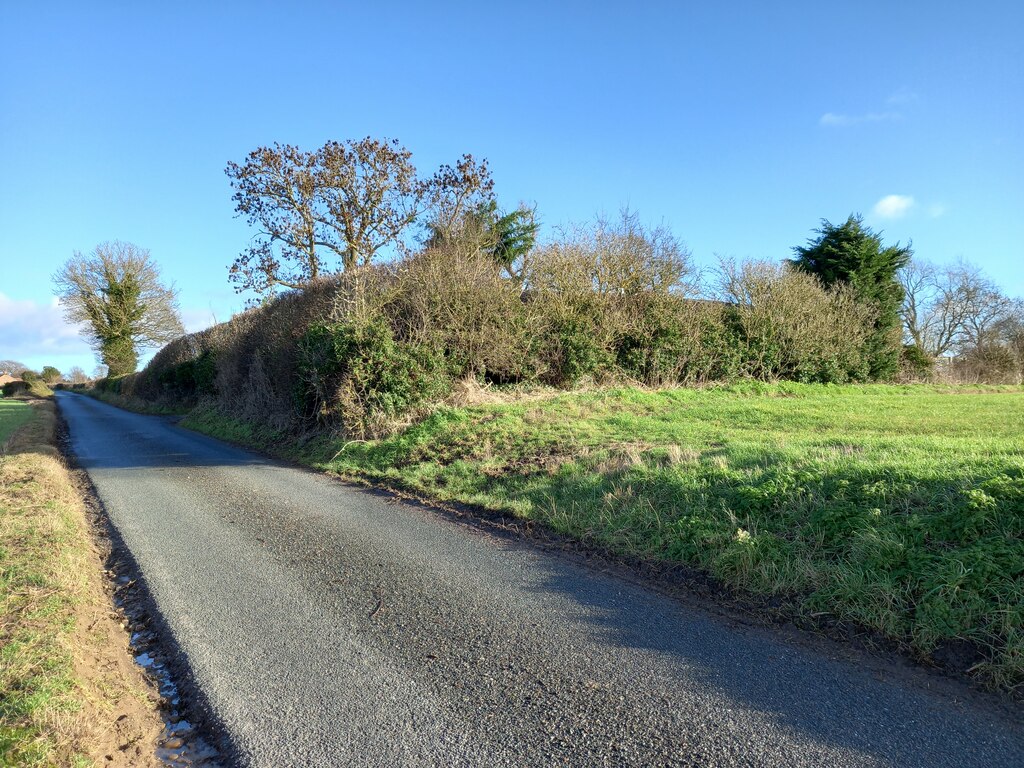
<box><xmin>0</xmin><ymin>399</ymin><xmax>162</xmax><ymax>766</ymax></box>
<box><xmin>184</xmin><ymin>382</ymin><xmax>1024</xmax><ymax>691</ymax></box>
<box><xmin>0</xmin><ymin>400</ymin><xmax>35</xmax><ymax>447</ymax></box>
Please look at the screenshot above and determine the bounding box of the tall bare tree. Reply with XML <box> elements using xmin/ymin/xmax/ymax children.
<box><xmin>959</xmin><ymin>269</ymin><xmax>1015</xmax><ymax>348</ymax></box>
<box><xmin>66</xmin><ymin>365</ymin><xmax>89</xmax><ymax>385</ymax></box>
<box><xmin>900</xmin><ymin>258</ymin><xmax>1017</xmax><ymax>356</ymax></box>
<box><xmin>226</xmin><ymin>137</ymin><xmax>494</xmax><ymax>297</ymax></box>
<box><xmin>0</xmin><ymin>359</ymin><xmax>29</xmax><ymax>376</ymax></box>
<box><xmin>53</xmin><ymin>242</ymin><xmax>184</xmax><ymax>376</ymax></box>
<box><xmin>899</xmin><ymin>260</ymin><xmax>965</xmax><ymax>356</ymax></box>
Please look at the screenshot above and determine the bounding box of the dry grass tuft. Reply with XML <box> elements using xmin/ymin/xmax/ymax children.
<box><xmin>706</xmin><ymin>454</ymin><xmax>730</xmax><ymax>470</ymax></box>
<box><xmin>817</xmin><ymin>443</ymin><xmax>865</xmax><ymax>460</ymax></box>
<box><xmin>448</xmin><ymin>377</ymin><xmax>505</xmax><ymax>408</ymax></box>
<box><xmin>595</xmin><ymin>444</ymin><xmax>648</xmax><ymax>475</ymax></box>
<box><xmin>665</xmin><ymin>444</ymin><xmax>700</xmax><ymax>465</ymax></box>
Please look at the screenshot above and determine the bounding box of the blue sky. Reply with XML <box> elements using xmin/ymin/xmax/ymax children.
<box><xmin>1</xmin><ymin>1</ymin><xmax>1021</xmax><ymax>374</ymax></box>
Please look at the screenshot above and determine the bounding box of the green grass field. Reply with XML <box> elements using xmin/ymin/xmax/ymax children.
<box><xmin>0</xmin><ymin>400</ymin><xmax>34</xmax><ymax>445</ymax></box>
<box><xmin>185</xmin><ymin>383</ymin><xmax>1024</xmax><ymax>689</ymax></box>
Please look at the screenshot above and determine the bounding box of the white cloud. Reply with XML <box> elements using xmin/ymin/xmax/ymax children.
<box><xmin>927</xmin><ymin>202</ymin><xmax>948</xmax><ymax>218</ymax></box>
<box><xmin>819</xmin><ymin>113</ymin><xmax>850</xmax><ymax>126</ymax></box>
<box><xmin>181</xmin><ymin>307</ymin><xmax>221</xmax><ymax>334</ymax></box>
<box><xmin>873</xmin><ymin>194</ymin><xmax>915</xmax><ymax>219</ymax></box>
<box><xmin>887</xmin><ymin>88</ymin><xmax>920</xmax><ymax>106</ymax></box>
<box><xmin>0</xmin><ymin>293</ymin><xmax>94</xmax><ymax>371</ymax></box>
<box><xmin>820</xmin><ymin>111</ymin><xmax>900</xmax><ymax>127</ymax></box>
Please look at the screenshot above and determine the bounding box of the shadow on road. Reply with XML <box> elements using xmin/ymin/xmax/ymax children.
<box><xmin>519</xmin><ymin>546</ymin><xmax>1021</xmax><ymax>766</ymax></box>
<box><xmin>57</xmin><ymin>390</ymin><xmax>1024</xmax><ymax>766</ymax></box>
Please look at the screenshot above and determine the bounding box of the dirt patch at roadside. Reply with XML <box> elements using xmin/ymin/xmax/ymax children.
<box><xmin>66</xmin><ymin>529</ymin><xmax>165</xmax><ymax>767</ymax></box>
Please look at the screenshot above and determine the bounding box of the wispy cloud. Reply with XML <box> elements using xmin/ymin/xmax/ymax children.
<box><xmin>873</xmin><ymin>194</ymin><xmax>915</xmax><ymax>219</ymax></box>
<box><xmin>0</xmin><ymin>295</ymin><xmax>240</xmax><ymax>374</ymax></box>
<box><xmin>0</xmin><ymin>293</ymin><xmax>92</xmax><ymax>363</ymax></box>
<box><xmin>927</xmin><ymin>202</ymin><xmax>948</xmax><ymax>218</ymax></box>
<box><xmin>179</xmin><ymin>307</ymin><xmax>221</xmax><ymax>333</ymax></box>
<box><xmin>820</xmin><ymin>111</ymin><xmax>901</xmax><ymax>127</ymax></box>
<box><xmin>820</xmin><ymin>90</ymin><xmax>916</xmax><ymax>127</ymax></box>
<box><xmin>886</xmin><ymin>88</ymin><xmax>920</xmax><ymax>106</ymax></box>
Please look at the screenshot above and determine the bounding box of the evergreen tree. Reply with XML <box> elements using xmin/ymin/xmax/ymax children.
<box><xmin>425</xmin><ymin>200</ymin><xmax>538</xmax><ymax>278</ymax></box>
<box><xmin>488</xmin><ymin>204</ymin><xmax>539</xmax><ymax>275</ymax></box>
<box><xmin>791</xmin><ymin>214</ymin><xmax>911</xmax><ymax>380</ymax></box>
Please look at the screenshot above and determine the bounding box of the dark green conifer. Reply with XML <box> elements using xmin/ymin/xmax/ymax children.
<box><xmin>791</xmin><ymin>214</ymin><xmax>911</xmax><ymax>380</ymax></box>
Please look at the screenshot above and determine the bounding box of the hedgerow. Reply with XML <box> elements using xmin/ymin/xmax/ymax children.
<box><xmin>111</xmin><ymin>216</ymin><xmax>879</xmax><ymax>436</ymax></box>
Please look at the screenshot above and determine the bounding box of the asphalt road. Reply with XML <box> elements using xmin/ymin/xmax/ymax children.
<box><xmin>57</xmin><ymin>391</ymin><xmax>1023</xmax><ymax>767</ymax></box>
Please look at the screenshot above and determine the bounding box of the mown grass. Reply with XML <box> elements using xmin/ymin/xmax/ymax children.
<box><xmin>0</xmin><ymin>400</ymin><xmax>35</xmax><ymax>445</ymax></box>
<box><xmin>184</xmin><ymin>383</ymin><xmax>1024</xmax><ymax>690</ymax></box>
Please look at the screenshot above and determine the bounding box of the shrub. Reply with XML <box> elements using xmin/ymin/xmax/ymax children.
<box><xmin>718</xmin><ymin>259</ymin><xmax>874</xmax><ymax>383</ymax></box>
<box><xmin>614</xmin><ymin>295</ymin><xmax>734</xmax><ymax>385</ymax></box>
<box><xmin>525</xmin><ymin>211</ymin><xmax>698</xmax><ymax>386</ymax></box>
<box><xmin>297</xmin><ymin>318</ymin><xmax>449</xmax><ymax>436</ymax></box>
<box><xmin>126</xmin><ymin>332</ymin><xmax>218</xmax><ymax>405</ymax></box>
<box><xmin>952</xmin><ymin>345</ymin><xmax>1021</xmax><ymax>384</ymax></box>
<box><xmin>526</xmin><ymin>209</ymin><xmax>695</xmax><ymax>297</ymax></box>
<box><xmin>2</xmin><ymin>381</ymin><xmax>27</xmax><ymax>397</ymax></box>
<box><xmin>535</xmin><ymin>307</ymin><xmax>615</xmax><ymax>386</ymax></box>
<box><xmin>898</xmin><ymin>344</ymin><xmax>934</xmax><ymax>382</ymax></box>
<box><xmin>94</xmin><ymin>374</ymin><xmax>137</xmax><ymax>396</ymax></box>
<box><xmin>392</xmin><ymin>245</ymin><xmax>537</xmax><ymax>383</ymax></box>
<box><xmin>113</xmin><ymin>213</ymin><xmax>913</xmax><ymax>435</ymax></box>
<box><xmin>159</xmin><ymin>350</ymin><xmax>217</xmax><ymax>399</ymax></box>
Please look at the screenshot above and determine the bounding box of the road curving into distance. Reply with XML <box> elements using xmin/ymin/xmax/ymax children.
<box><xmin>57</xmin><ymin>391</ymin><xmax>1023</xmax><ymax>767</ymax></box>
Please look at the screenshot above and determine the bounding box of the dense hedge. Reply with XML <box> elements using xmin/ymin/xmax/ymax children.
<box><xmin>108</xmin><ymin>237</ymin><xmax>880</xmax><ymax>436</ymax></box>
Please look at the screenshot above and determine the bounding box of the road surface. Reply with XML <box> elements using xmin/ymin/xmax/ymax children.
<box><xmin>57</xmin><ymin>391</ymin><xmax>1023</xmax><ymax>767</ymax></box>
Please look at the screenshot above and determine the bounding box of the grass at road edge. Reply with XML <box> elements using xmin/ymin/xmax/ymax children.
<box><xmin>1</xmin><ymin>398</ymin><xmax>162</xmax><ymax>766</ymax></box>
<box><xmin>183</xmin><ymin>383</ymin><xmax>1024</xmax><ymax>691</ymax></box>
<box><xmin>0</xmin><ymin>399</ymin><xmax>36</xmax><ymax>447</ymax></box>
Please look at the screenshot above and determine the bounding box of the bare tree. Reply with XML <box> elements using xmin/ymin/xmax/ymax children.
<box><xmin>959</xmin><ymin>267</ymin><xmax>1015</xmax><ymax>348</ymax></box>
<box><xmin>0</xmin><ymin>359</ymin><xmax>28</xmax><ymax>376</ymax></box>
<box><xmin>899</xmin><ymin>260</ymin><xmax>966</xmax><ymax>356</ymax></box>
<box><xmin>998</xmin><ymin>301</ymin><xmax>1024</xmax><ymax>369</ymax></box>
<box><xmin>53</xmin><ymin>242</ymin><xmax>184</xmax><ymax>376</ymax></box>
<box><xmin>422</xmin><ymin>154</ymin><xmax>495</xmax><ymax>245</ymax></box>
<box><xmin>66</xmin><ymin>365</ymin><xmax>89</xmax><ymax>385</ymax></box>
<box><xmin>898</xmin><ymin>258</ymin><xmax>1018</xmax><ymax>356</ymax></box>
<box><xmin>226</xmin><ymin>137</ymin><xmax>494</xmax><ymax>297</ymax></box>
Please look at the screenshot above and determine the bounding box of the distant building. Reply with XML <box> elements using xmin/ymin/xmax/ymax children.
<box><xmin>1</xmin><ymin>373</ymin><xmax>28</xmax><ymax>396</ymax></box>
